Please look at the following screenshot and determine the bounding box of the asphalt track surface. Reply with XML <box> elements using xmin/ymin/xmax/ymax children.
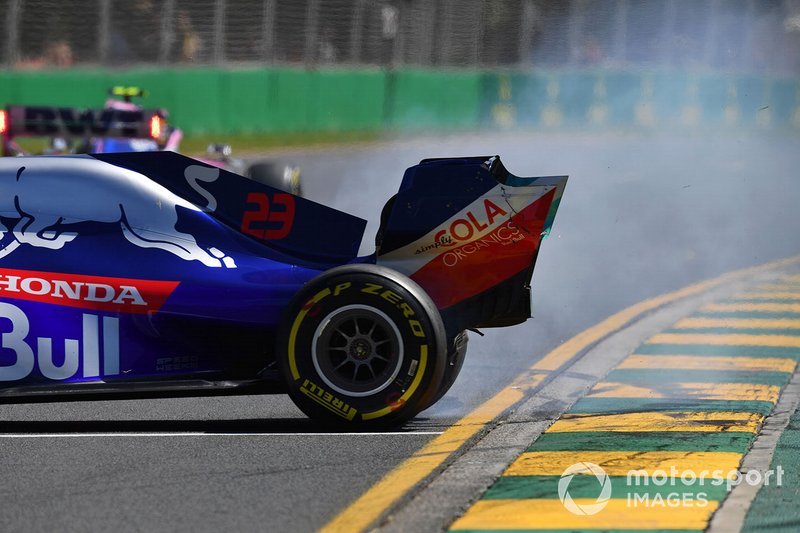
<box><xmin>1</xmin><ymin>132</ymin><xmax>799</xmax><ymax>532</ymax></box>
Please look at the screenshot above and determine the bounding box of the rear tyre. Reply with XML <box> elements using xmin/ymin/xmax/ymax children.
<box><xmin>246</xmin><ymin>161</ymin><xmax>303</xmax><ymax>196</ymax></box>
<box><xmin>426</xmin><ymin>331</ymin><xmax>468</xmax><ymax>408</ymax></box>
<box><xmin>277</xmin><ymin>264</ymin><xmax>446</xmax><ymax>428</ymax></box>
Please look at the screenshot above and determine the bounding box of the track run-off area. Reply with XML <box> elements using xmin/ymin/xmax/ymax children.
<box><xmin>325</xmin><ymin>257</ymin><xmax>800</xmax><ymax>532</ymax></box>
<box><xmin>2</xmin><ymin>133</ymin><xmax>800</xmax><ymax>532</ymax></box>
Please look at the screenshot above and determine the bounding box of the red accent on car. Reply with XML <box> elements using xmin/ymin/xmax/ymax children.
<box><xmin>0</xmin><ymin>268</ymin><xmax>180</xmax><ymax>314</ymax></box>
<box><xmin>241</xmin><ymin>192</ymin><xmax>296</xmax><ymax>241</ymax></box>
<box><xmin>410</xmin><ymin>189</ymin><xmax>556</xmax><ymax>309</ymax></box>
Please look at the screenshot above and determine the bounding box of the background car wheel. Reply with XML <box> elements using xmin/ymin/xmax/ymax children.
<box><xmin>246</xmin><ymin>161</ymin><xmax>303</xmax><ymax>196</ymax></box>
<box><xmin>277</xmin><ymin>264</ymin><xmax>446</xmax><ymax>427</ymax></box>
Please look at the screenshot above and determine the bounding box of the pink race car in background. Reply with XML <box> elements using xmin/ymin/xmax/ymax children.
<box><xmin>0</xmin><ymin>86</ymin><xmax>302</xmax><ymax>196</ymax></box>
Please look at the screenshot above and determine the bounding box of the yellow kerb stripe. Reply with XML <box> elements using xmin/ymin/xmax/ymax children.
<box><xmin>619</xmin><ymin>355</ymin><xmax>796</xmax><ymax>373</ymax></box>
<box><xmin>650</xmin><ymin>333</ymin><xmax>800</xmax><ymax>348</ymax></box>
<box><xmin>674</xmin><ymin>317</ymin><xmax>800</xmax><ymax>330</ymax></box>
<box><xmin>505</xmin><ymin>450</ymin><xmax>742</xmax><ymax>476</ymax></box>
<box><xmin>449</xmin><ymin>499</ymin><xmax>718</xmax><ymax>531</ymax></box>
<box><xmin>589</xmin><ymin>382</ymin><xmax>781</xmax><ymax>403</ymax></box>
<box><xmin>547</xmin><ymin>411</ymin><xmax>763</xmax><ymax>433</ymax></box>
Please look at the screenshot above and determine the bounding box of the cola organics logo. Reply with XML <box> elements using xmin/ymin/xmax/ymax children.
<box><xmin>558</xmin><ymin>462</ymin><xmax>612</xmax><ymax>515</ymax></box>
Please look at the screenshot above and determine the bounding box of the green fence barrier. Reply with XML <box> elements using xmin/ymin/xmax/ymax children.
<box><xmin>482</xmin><ymin>69</ymin><xmax>800</xmax><ymax>132</ymax></box>
<box><xmin>0</xmin><ymin>67</ymin><xmax>390</xmax><ymax>135</ymax></box>
<box><xmin>2</xmin><ymin>67</ymin><xmax>797</xmax><ymax>137</ymax></box>
<box><xmin>387</xmin><ymin>69</ymin><xmax>482</xmax><ymax>130</ymax></box>
<box><xmin>772</xmin><ymin>78</ymin><xmax>799</xmax><ymax>129</ymax></box>
<box><xmin>0</xmin><ymin>69</ymin><xmax>110</xmax><ymax>107</ymax></box>
<box><xmin>308</xmin><ymin>69</ymin><xmax>387</xmax><ymax>132</ymax></box>
<box><xmin>220</xmin><ymin>69</ymin><xmax>272</xmax><ymax>134</ymax></box>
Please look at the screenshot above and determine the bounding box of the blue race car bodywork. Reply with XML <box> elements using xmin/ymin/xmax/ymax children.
<box><xmin>0</xmin><ymin>151</ymin><xmax>566</xmax><ymax>426</ymax></box>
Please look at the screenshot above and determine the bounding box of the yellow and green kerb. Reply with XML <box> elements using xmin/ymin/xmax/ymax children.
<box><xmin>450</xmin><ymin>274</ymin><xmax>800</xmax><ymax>532</ymax></box>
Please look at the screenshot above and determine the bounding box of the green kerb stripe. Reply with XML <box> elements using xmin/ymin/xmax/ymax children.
<box><xmin>483</xmin><ymin>475</ymin><xmax>730</xmax><ymax>501</ymax></box>
<box><xmin>727</xmin><ymin>298</ymin><xmax>800</xmax><ymax>303</ymax></box>
<box><xmin>528</xmin><ymin>431</ymin><xmax>754</xmax><ymax>453</ymax></box>
<box><xmin>605</xmin><ymin>368</ymin><xmax>791</xmax><ymax>386</ymax></box>
<box><xmin>569</xmin><ymin>397</ymin><xmax>775</xmax><ymax>416</ymax></box>
<box><xmin>665</xmin><ymin>328</ymin><xmax>800</xmax><ymax>336</ymax></box>
<box><xmin>693</xmin><ymin>311</ymin><xmax>800</xmax><ymax>319</ymax></box>
<box><xmin>635</xmin><ymin>344</ymin><xmax>800</xmax><ymax>358</ymax></box>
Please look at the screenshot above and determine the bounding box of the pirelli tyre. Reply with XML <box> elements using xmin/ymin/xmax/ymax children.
<box><xmin>277</xmin><ymin>264</ymin><xmax>447</xmax><ymax>427</ymax></box>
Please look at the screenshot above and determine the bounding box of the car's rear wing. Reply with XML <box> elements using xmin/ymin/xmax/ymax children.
<box><xmin>1</xmin><ymin>105</ymin><xmax>165</xmax><ymax>155</ymax></box>
<box><xmin>376</xmin><ymin>156</ymin><xmax>567</xmax><ymax>332</ymax></box>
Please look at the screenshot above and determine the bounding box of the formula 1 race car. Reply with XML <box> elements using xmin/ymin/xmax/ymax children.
<box><xmin>0</xmin><ymin>152</ymin><xmax>566</xmax><ymax>427</ymax></box>
<box><xmin>0</xmin><ymin>87</ymin><xmax>302</xmax><ymax>195</ymax></box>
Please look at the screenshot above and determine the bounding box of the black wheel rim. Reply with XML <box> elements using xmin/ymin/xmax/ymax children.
<box><xmin>312</xmin><ymin>304</ymin><xmax>403</xmax><ymax>397</ymax></box>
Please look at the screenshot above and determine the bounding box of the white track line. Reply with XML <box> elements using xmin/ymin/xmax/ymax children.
<box><xmin>0</xmin><ymin>431</ymin><xmax>444</xmax><ymax>438</ymax></box>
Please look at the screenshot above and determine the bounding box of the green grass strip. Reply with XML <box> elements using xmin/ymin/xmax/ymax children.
<box><xmin>741</xmin><ymin>392</ymin><xmax>800</xmax><ymax>531</ymax></box>
<box><xmin>528</xmin><ymin>431</ymin><xmax>754</xmax><ymax>453</ymax></box>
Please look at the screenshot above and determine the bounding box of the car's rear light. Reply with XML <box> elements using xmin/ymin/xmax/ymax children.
<box><xmin>0</xmin><ymin>109</ymin><xmax>7</xmax><ymax>134</ymax></box>
<box><xmin>150</xmin><ymin>115</ymin><xmax>162</xmax><ymax>139</ymax></box>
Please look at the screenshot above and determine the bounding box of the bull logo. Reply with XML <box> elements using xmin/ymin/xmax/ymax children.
<box><xmin>0</xmin><ymin>157</ymin><xmax>236</xmax><ymax>268</ymax></box>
